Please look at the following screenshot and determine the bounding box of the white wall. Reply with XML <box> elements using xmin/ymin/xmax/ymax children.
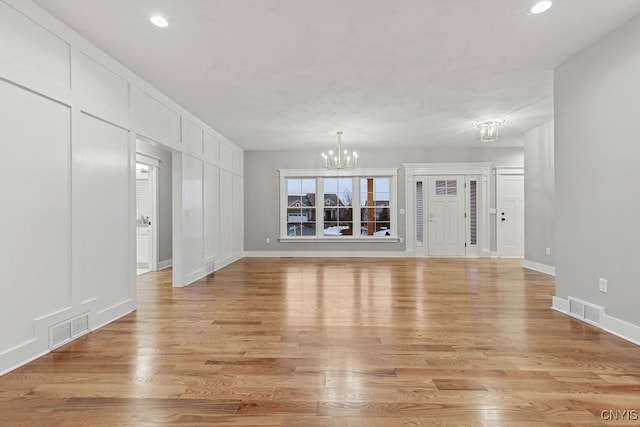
<box><xmin>244</xmin><ymin>147</ymin><xmax>523</xmax><ymax>254</ymax></box>
<box><xmin>524</xmin><ymin>122</ymin><xmax>555</xmax><ymax>274</ymax></box>
<box><xmin>0</xmin><ymin>0</ymin><xmax>244</xmax><ymax>375</ymax></box>
<box><xmin>554</xmin><ymin>14</ymin><xmax>640</xmax><ymax>342</ymax></box>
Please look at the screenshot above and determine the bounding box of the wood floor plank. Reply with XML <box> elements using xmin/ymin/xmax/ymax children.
<box><xmin>2</xmin><ymin>258</ymin><xmax>640</xmax><ymax>425</ymax></box>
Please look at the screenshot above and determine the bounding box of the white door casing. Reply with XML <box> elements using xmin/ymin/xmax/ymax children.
<box><xmin>405</xmin><ymin>163</ymin><xmax>491</xmax><ymax>257</ymax></box>
<box><xmin>497</xmin><ymin>173</ymin><xmax>525</xmax><ymax>257</ymax></box>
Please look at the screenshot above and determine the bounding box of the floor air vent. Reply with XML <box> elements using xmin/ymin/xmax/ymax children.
<box><xmin>567</xmin><ymin>297</ymin><xmax>602</xmax><ymax>326</ymax></box>
<box><xmin>49</xmin><ymin>312</ymin><xmax>90</xmax><ymax>349</ymax></box>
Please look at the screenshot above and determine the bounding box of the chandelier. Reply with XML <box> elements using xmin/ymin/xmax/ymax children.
<box><xmin>477</xmin><ymin>119</ymin><xmax>504</xmax><ymax>143</ymax></box>
<box><xmin>321</xmin><ymin>131</ymin><xmax>358</xmax><ymax>170</ymax></box>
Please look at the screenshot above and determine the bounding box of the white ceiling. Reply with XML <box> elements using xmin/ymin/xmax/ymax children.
<box><xmin>33</xmin><ymin>0</ymin><xmax>640</xmax><ymax>151</ymax></box>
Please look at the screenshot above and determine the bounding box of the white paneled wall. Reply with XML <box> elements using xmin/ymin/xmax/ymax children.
<box><xmin>0</xmin><ymin>78</ymin><xmax>71</xmax><ymax>357</ymax></box>
<box><xmin>204</xmin><ymin>164</ymin><xmax>221</xmax><ymax>263</ymax></box>
<box><xmin>76</xmin><ymin>52</ymin><xmax>129</xmax><ymax>125</ymax></box>
<box><xmin>220</xmin><ymin>170</ymin><xmax>235</xmax><ymax>261</ymax></box>
<box><xmin>0</xmin><ymin>0</ymin><xmax>244</xmax><ymax>375</ymax></box>
<box><xmin>132</xmin><ymin>88</ymin><xmax>181</xmax><ymax>149</ymax></box>
<box><xmin>182</xmin><ymin>155</ymin><xmax>204</xmax><ymax>281</ymax></box>
<box><xmin>183</xmin><ymin>118</ymin><xmax>204</xmax><ymax>157</ymax></box>
<box><xmin>76</xmin><ymin>114</ymin><xmax>132</xmax><ymax>320</ymax></box>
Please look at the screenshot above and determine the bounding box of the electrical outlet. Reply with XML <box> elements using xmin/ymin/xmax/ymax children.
<box><xmin>546</xmin><ymin>247</ymin><xmax>551</xmax><ymax>255</ymax></box>
<box><xmin>599</xmin><ymin>278</ymin><xmax>608</xmax><ymax>293</ymax></box>
<box><xmin>265</xmin><ymin>237</ymin><xmax>270</xmax><ymax>244</ymax></box>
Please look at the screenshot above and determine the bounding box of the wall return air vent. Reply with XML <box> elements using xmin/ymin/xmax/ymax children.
<box><xmin>567</xmin><ymin>297</ymin><xmax>603</xmax><ymax>326</ymax></box>
<box><xmin>48</xmin><ymin>312</ymin><xmax>90</xmax><ymax>349</ymax></box>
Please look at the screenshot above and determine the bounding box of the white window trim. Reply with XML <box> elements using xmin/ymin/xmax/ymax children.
<box><xmin>279</xmin><ymin>168</ymin><xmax>399</xmax><ymax>242</ymax></box>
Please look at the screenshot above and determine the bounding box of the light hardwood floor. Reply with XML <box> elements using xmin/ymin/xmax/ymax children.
<box><xmin>2</xmin><ymin>258</ymin><xmax>640</xmax><ymax>426</ymax></box>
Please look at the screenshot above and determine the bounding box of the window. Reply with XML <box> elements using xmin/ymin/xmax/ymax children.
<box><xmin>286</xmin><ymin>178</ymin><xmax>316</xmax><ymax>236</ymax></box>
<box><xmin>323</xmin><ymin>178</ymin><xmax>353</xmax><ymax>236</ymax></box>
<box><xmin>279</xmin><ymin>169</ymin><xmax>398</xmax><ymax>241</ymax></box>
<box><xmin>360</xmin><ymin>177</ymin><xmax>390</xmax><ymax>236</ymax></box>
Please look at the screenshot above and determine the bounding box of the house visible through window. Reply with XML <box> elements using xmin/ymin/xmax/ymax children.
<box><xmin>323</xmin><ymin>178</ymin><xmax>353</xmax><ymax>236</ymax></box>
<box><xmin>279</xmin><ymin>170</ymin><xmax>397</xmax><ymax>241</ymax></box>
<box><xmin>360</xmin><ymin>177</ymin><xmax>390</xmax><ymax>236</ymax></box>
<box><xmin>286</xmin><ymin>178</ymin><xmax>316</xmax><ymax>236</ymax></box>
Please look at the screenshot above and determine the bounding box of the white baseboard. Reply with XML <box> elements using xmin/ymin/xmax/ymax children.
<box><xmin>551</xmin><ymin>296</ymin><xmax>569</xmax><ymax>313</ymax></box>
<box><xmin>523</xmin><ymin>260</ymin><xmax>556</xmax><ymax>276</ymax></box>
<box><xmin>552</xmin><ymin>295</ymin><xmax>640</xmax><ymax>346</ymax></box>
<box><xmin>157</xmin><ymin>259</ymin><xmax>172</xmax><ymax>270</ymax></box>
<box><xmin>0</xmin><ymin>340</ymin><xmax>48</xmax><ymax>377</ymax></box>
<box><xmin>93</xmin><ymin>299</ymin><xmax>135</xmax><ymax>330</ymax></box>
<box><xmin>243</xmin><ymin>250</ymin><xmax>410</xmax><ymax>258</ymax></box>
<box><xmin>178</xmin><ymin>252</ymin><xmax>244</xmax><ymax>288</ymax></box>
<box><xmin>602</xmin><ymin>314</ymin><xmax>640</xmax><ymax>346</ymax></box>
<box><xmin>215</xmin><ymin>252</ymin><xmax>243</xmax><ymax>269</ymax></box>
<box><xmin>1</xmin><ymin>299</ymin><xmax>135</xmax><ymax>376</ymax></box>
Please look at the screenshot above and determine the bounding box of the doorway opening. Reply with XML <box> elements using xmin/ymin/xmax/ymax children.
<box><xmin>135</xmin><ymin>162</ymin><xmax>156</xmax><ymax>274</ymax></box>
<box><xmin>135</xmin><ymin>138</ymin><xmax>173</xmax><ymax>277</ymax></box>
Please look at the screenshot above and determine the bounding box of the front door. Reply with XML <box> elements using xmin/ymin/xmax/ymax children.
<box><xmin>427</xmin><ymin>175</ymin><xmax>466</xmax><ymax>256</ymax></box>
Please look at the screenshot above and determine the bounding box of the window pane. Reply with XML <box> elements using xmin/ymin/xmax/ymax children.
<box><xmin>287</xmin><ymin>222</ymin><xmax>316</xmax><ymax>236</ymax></box>
<box><xmin>436</xmin><ymin>180</ymin><xmax>446</xmax><ymax>196</ymax></box>
<box><xmin>323</xmin><ymin>205</ymin><xmax>352</xmax><ymax>237</ymax></box>
<box><xmin>374</xmin><ymin>177</ymin><xmax>390</xmax><ymax>193</ymax></box>
<box><xmin>375</xmin><ymin>192</ymin><xmax>389</xmax><ymax>206</ymax></box>
<box><xmin>446</xmin><ymin>180</ymin><xmax>457</xmax><ymax>196</ymax></box>
<box><xmin>287</xmin><ymin>178</ymin><xmax>316</xmax><ymax>237</ymax></box>
<box><xmin>324</xmin><ymin>178</ymin><xmax>338</xmax><ymax>194</ymax></box>
<box><xmin>325</xmin><ymin>178</ymin><xmax>352</xmax><ymax>206</ymax></box>
<box><xmin>357</xmin><ymin>177</ymin><xmax>393</xmax><ymax>237</ymax></box>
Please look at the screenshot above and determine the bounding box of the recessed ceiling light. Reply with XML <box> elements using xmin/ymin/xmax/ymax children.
<box><xmin>530</xmin><ymin>1</ymin><xmax>553</xmax><ymax>14</ymax></box>
<box><xmin>150</xmin><ymin>15</ymin><xmax>169</xmax><ymax>28</ymax></box>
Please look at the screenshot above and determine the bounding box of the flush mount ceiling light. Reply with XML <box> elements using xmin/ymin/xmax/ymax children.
<box><xmin>530</xmin><ymin>1</ymin><xmax>553</xmax><ymax>14</ymax></box>
<box><xmin>321</xmin><ymin>131</ymin><xmax>358</xmax><ymax>170</ymax></box>
<box><xmin>477</xmin><ymin>120</ymin><xmax>504</xmax><ymax>143</ymax></box>
<box><xmin>150</xmin><ymin>15</ymin><xmax>169</xmax><ymax>28</ymax></box>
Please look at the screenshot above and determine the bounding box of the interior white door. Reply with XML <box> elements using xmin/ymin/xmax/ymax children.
<box><xmin>427</xmin><ymin>175</ymin><xmax>466</xmax><ymax>256</ymax></box>
<box><xmin>135</xmin><ymin>161</ymin><xmax>159</xmax><ymax>272</ymax></box>
<box><xmin>497</xmin><ymin>174</ymin><xmax>525</xmax><ymax>257</ymax></box>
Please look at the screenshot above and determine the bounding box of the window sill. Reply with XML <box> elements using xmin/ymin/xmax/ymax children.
<box><xmin>279</xmin><ymin>237</ymin><xmax>400</xmax><ymax>243</ymax></box>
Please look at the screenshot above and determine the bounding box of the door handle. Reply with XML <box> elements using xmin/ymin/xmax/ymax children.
<box><xmin>501</xmin><ymin>218</ymin><xmax>506</xmax><ymax>221</ymax></box>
